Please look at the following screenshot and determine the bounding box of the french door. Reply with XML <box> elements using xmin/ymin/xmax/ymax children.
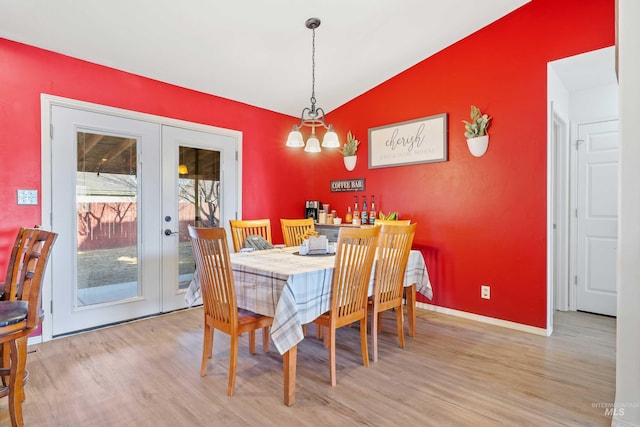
<box><xmin>160</xmin><ymin>126</ymin><xmax>237</xmax><ymax>311</ymax></box>
<box><xmin>49</xmin><ymin>105</ymin><xmax>237</xmax><ymax>336</ymax></box>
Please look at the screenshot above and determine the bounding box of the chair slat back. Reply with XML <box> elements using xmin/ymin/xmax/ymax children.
<box><xmin>331</xmin><ymin>226</ymin><xmax>380</xmax><ymax>319</ymax></box>
<box><xmin>280</xmin><ymin>218</ymin><xmax>315</xmax><ymax>247</ymax></box>
<box><xmin>229</xmin><ymin>219</ymin><xmax>272</xmax><ymax>252</ymax></box>
<box><xmin>188</xmin><ymin>226</ymin><xmax>237</xmax><ymax>327</ymax></box>
<box><xmin>2</xmin><ymin>227</ymin><xmax>28</xmax><ymax>300</ymax></box>
<box><xmin>12</xmin><ymin>228</ymin><xmax>58</xmax><ymax>328</ymax></box>
<box><xmin>375</xmin><ymin>223</ymin><xmax>416</xmax><ymax>306</ymax></box>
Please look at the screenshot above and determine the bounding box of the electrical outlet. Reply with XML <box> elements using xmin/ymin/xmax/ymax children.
<box><xmin>17</xmin><ymin>189</ymin><xmax>38</xmax><ymax>205</ymax></box>
<box><xmin>481</xmin><ymin>285</ymin><xmax>491</xmax><ymax>299</ymax></box>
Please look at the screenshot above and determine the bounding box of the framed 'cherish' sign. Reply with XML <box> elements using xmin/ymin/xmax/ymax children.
<box><xmin>368</xmin><ymin>113</ymin><xmax>448</xmax><ymax>169</ymax></box>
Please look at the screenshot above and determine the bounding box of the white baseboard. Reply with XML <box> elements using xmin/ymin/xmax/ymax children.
<box><xmin>417</xmin><ymin>302</ymin><xmax>549</xmax><ymax>336</ymax></box>
<box><xmin>28</xmin><ymin>336</ymin><xmax>43</xmax><ymax>346</ymax></box>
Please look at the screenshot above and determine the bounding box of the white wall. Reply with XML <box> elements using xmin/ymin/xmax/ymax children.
<box><xmin>548</xmin><ymin>66</ymin><xmax>570</xmax><ymax>118</ymax></box>
<box><xmin>570</xmin><ymin>83</ymin><xmax>619</xmax><ymax>123</ymax></box>
<box><xmin>613</xmin><ymin>1</ymin><xmax>640</xmax><ymax>426</ymax></box>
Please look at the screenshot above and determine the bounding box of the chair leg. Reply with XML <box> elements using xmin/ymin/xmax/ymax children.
<box><xmin>301</xmin><ymin>324</ymin><xmax>307</xmax><ymax>337</ymax></box>
<box><xmin>371</xmin><ymin>308</ymin><xmax>379</xmax><ymax>363</ymax></box>
<box><xmin>249</xmin><ymin>331</ymin><xmax>256</xmax><ymax>355</ymax></box>
<box><xmin>396</xmin><ymin>305</ymin><xmax>405</xmax><ymax>349</ymax></box>
<box><xmin>1</xmin><ymin>343</ymin><xmax>9</xmax><ymax>387</ymax></box>
<box><xmin>201</xmin><ymin>324</ymin><xmax>214</xmax><ymax>377</ymax></box>
<box><xmin>262</xmin><ymin>327</ymin><xmax>270</xmax><ymax>352</ymax></box>
<box><xmin>228</xmin><ymin>333</ymin><xmax>239</xmax><ymax>396</ymax></box>
<box><xmin>328</xmin><ymin>327</ymin><xmax>336</xmax><ymax>387</ymax></box>
<box><xmin>316</xmin><ymin>324</ymin><xmax>323</xmax><ymax>340</ymax></box>
<box><xmin>359</xmin><ymin>318</ymin><xmax>369</xmax><ymax>368</ymax></box>
<box><xmin>9</xmin><ymin>336</ymin><xmax>27</xmax><ymax>427</ymax></box>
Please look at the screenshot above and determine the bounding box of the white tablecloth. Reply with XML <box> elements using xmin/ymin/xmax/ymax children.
<box><xmin>186</xmin><ymin>246</ymin><xmax>432</xmax><ymax>355</ymax></box>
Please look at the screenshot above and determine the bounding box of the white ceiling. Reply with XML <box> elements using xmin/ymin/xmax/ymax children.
<box><xmin>0</xmin><ymin>0</ymin><xmax>531</xmax><ymax>117</ymax></box>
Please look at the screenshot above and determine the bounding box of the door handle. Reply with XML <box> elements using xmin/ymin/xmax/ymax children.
<box><xmin>164</xmin><ymin>229</ymin><xmax>179</xmax><ymax>236</ymax></box>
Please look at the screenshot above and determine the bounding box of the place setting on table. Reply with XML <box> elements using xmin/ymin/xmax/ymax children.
<box><xmin>185</xmin><ymin>223</ymin><xmax>433</xmax><ymax>406</ymax></box>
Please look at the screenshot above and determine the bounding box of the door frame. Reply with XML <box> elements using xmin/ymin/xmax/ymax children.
<box><xmin>39</xmin><ymin>94</ymin><xmax>243</xmax><ymax>343</ymax></box>
<box><xmin>547</xmin><ymin>100</ymin><xmax>578</xmax><ymax>335</ymax></box>
<box><xmin>549</xmin><ymin>105</ymin><xmax>572</xmax><ymax>317</ymax></box>
<box><xmin>546</xmin><ymin>102</ymin><xmax>570</xmax><ymax>336</ymax></box>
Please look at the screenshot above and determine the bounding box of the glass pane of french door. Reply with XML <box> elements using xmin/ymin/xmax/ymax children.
<box><xmin>177</xmin><ymin>146</ymin><xmax>221</xmax><ymax>290</ymax></box>
<box><xmin>76</xmin><ymin>132</ymin><xmax>140</xmax><ymax>305</ymax></box>
<box><xmin>160</xmin><ymin>125</ymin><xmax>236</xmax><ymax>311</ymax></box>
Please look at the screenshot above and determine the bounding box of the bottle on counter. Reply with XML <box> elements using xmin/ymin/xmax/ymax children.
<box><xmin>369</xmin><ymin>195</ymin><xmax>376</xmax><ymax>226</ymax></box>
<box><xmin>353</xmin><ymin>196</ymin><xmax>360</xmax><ymax>225</ymax></box>
<box><xmin>361</xmin><ymin>195</ymin><xmax>368</xmax><ymax>225</ymax></box>
<box><xmin>345</xmin><ymin>206</ymin><xmax>353</xmax><ymax>224</ymax></box>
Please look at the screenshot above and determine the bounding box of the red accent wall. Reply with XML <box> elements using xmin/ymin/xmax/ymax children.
<box><xmin>0</xmin><ymin>0</ymin><xmax>614</xmax><ymax>330</ymax></box>
<box><xmin>306</xmin><ymin>0</ymin><xmax>614</xmax><ymax>327</ymax></box>
<box><xmin>0</xmin><ymin>37</ymin><xmax>310</xmax><ymax>266</ymax></box>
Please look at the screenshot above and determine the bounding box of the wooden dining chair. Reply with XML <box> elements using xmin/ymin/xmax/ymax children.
<box><xmin>188</xmin><ymin>226</ymin><xmax>273</xmax><ymax>396</ymax></box>
<box><xmin>1</xmin><ymin>227</ymin><xmax>30</xmax><ymax>383</ymax></box>
<box><xmin>229</xmin><ymin>219</ymin><xmax>272</xmax><ymax>252</ymax></box>
<box><xmin>369</xmin><ymin>223</ymin><xmax>416</xmax><ymax>362</ymax></box>
<box><xmin>313</xmin><ymin>226</ymin><xmax>380</xmax><ymax>386</ymax></box>
<box><xmin>0</xmin><ymin>227</ymin><xmax>57</xmax><ymax>427</ymax></box>
<box><xmin>1</xmin><ymin>226</ymin><xmax>48</xmax><ymax>375</ymax></box>
<box><xmin>374</xmin><ymin>219</ymin><xmax>411</xmax><ymax>226</ymax></box>
<box><xmin>280</xmin><ymin>218</ymin><xmax>315</xmax><ymax>247</ymax></box>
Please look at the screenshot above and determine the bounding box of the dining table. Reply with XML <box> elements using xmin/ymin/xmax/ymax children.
<box><xmin>185</xmin><ymin>245</ymin><xmax>433</xmax><ymax>406</ymax></box>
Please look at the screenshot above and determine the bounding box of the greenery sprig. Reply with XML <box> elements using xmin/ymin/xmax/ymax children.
<box><xmin>341</xmin><ymin>131</ymin><xmax>360</xmax><ymax>156</ymax></box>
<box><xmin>462</xmin><ymin>105</ymin><xmax>491</xmax><ymax>139</ymax></box>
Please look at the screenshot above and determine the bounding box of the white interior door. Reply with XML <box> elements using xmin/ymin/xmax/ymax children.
<box><xmin>576</xmin><ymin>120</ymin><xmax>618</xmax><ymax>316</ymax></box>
<box><xmin>49</xmin><ymin>106</ymin><xmax>238</xmax><ymax>335</ymax></box>
<box><xmin>160</xmin><ymin>126</ymin><xmax>236</xmax><ymax>311</ymax></box>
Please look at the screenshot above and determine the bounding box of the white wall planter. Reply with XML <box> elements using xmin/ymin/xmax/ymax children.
<box><xmin>466</xmin><ymin>135</ymin><xmax>489</xmax><ymax>157</ymax></box>
<box><xmin>343</xmin><ymin>155</ymin><xmax>357</xmax><ymax>171</ymax></box>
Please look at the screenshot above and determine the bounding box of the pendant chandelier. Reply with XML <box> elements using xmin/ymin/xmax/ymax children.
<box><xmin>285</xmin><ymin>17</ymin><xmax>340</xmax><ymax>153</ymax></box>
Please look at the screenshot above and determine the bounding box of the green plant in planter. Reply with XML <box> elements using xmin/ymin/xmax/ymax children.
<box><xmin>462</xmin><ymin>105</ymin><xmax>492</xmax><ymax>139</ymax></box>
<box><xmin>341</xmin><ymin>131</ymin><xmax>360</xmax><ymax>156</ymax></box>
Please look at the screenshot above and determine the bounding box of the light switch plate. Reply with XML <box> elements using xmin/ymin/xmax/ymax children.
<box><xmin>17</xmin><ymin>189</ymin><xmax>38</xmax><ymax>205</ymax></box>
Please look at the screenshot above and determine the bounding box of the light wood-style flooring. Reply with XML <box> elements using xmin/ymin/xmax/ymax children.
<box><xmin>0</xmin><ymin>308</ymin><xmax>615</xmax><ymax>426</ymax></box>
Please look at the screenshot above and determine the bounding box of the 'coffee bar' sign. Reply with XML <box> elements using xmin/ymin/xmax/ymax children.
<box><xmin>330</xmin><ymin>178</ymin><xmax>365</xmax><ymax>193</ymax></box>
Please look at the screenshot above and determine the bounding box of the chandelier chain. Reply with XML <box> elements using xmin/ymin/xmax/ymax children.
<box><xmin>310</xmin><ymin>27</ymin><xmax>316</xmax><ymax>113</ymax></box>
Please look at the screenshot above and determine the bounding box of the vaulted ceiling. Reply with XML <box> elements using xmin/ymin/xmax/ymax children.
<box><xmin>0</xmin><ymin>0</ymin><xmax>531</xmax><ymax>117</ymax></box>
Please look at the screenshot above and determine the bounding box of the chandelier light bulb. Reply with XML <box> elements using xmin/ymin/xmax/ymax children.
<box><xmin>321</xmin><ymin>124</ymin><xmax>340</xmax><ymax>148</ymax></box>
<box><xmin>286</xmin><ymin>125</ymin><xmax>305</xmax><ymax>147</ymax></box>
<box><xmin>304</xmin><ymin>131</ymin><xmax>321</xmax><ymax>153</ymax></box>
